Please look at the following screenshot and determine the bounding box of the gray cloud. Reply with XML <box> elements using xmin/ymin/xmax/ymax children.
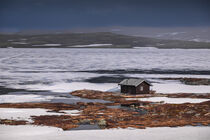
<box><xmin>0</xmin><ymin>0</ymin><xmax>209</xmax><ymax>30</ymax></box>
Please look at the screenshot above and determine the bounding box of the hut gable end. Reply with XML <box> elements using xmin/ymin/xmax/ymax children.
<box><xmin>119</xmin><ymin>79</ymin><xmax>151</xmax><ymax>94</ymax></box>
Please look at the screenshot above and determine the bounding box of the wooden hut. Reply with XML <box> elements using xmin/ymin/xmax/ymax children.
<box><xmin>119</xmin><ymin>79</ymin><xmax>151</xmax><ymax>94</ymax></box>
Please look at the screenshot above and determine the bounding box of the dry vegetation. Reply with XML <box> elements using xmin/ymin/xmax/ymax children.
<box><xmin>0</xmin><ymin>90</ymin><xmax>210</xmax><ymax>130</ymax></box>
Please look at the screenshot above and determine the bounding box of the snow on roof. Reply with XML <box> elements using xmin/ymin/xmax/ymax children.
<box><xmin>119</xmin><ymin>79</ymin><xmax>151</xmax><ymax>87</ymax></box>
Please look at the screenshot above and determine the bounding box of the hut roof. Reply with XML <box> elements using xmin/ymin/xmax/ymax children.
<box><xmin>119</xmin><ymin>79</ymin><xmax>151</xmax><ymax>87</ymax></box>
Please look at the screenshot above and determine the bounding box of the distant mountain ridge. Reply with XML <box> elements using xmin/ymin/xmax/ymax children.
<box><xmin>0</xmin><ymin>32</ymin><xmax>210</xmax><ymax>49</ymax></box>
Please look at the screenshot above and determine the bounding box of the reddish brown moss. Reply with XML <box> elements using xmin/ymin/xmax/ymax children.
<box><xmin>0</xmin><ymin>119</ymin><xmax>28</xmax><ymax>125</ymax></box>
<box><xmin>0</xmin><ymin>90</ymin><xmax>209</xmax><ymax>130</ymax></box>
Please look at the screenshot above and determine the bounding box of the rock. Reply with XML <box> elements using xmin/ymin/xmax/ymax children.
<box><xmin>159</xmin><ymin>101</ymin><xmax>164</xmax><ymax>104</ymax></box>
<box><xmin>98</xmin><ymin>119</ymin><xmax>107</xmax><ymax>126</ymax></box>
<box><xmin>160</xmin><ymin>113</ymin><xmax>165</xmax><ymax>116</ymax></box>
<box><xmin>151</xmin><ymin>113</ymin><xmax>158</xmax><ymax>116</ymax></box>
<box><xmin>185</xmin><ymin>110</ymin><xmax>196</xmax><ymax>114</ymax></box>
<box><xmin>194</xmin><ymin>113</ymin><xmax>200</xmax><ymax>117</ymax></box>
<box><xmin>79</xmin><ymin>119</ymin><xmax>91</xmax><ymax>125</ymax></box>
<box><xmin>204</xmin><ymin>112</ymin><xmax>210</xmax><ymax>116</ymax></box>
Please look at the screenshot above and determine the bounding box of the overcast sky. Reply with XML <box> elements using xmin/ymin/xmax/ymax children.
<box><xmin>0</xmin><ymin>0</ymin><xmax>209</xmax><ymax>31</ymax></box>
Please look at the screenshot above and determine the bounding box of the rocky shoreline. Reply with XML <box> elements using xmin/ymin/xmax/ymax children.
<box><xmin>0</xmin><ymin>90</ymin><xmax>210</xmax><ymax>130</ymax></box>
<box><xmin>161</xmin><ymin>77</ymin><xmax>210</xmax><ymax>85</ymax></box>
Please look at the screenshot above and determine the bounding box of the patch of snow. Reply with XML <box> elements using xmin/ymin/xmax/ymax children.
<box><xmin>69</xmin><ymin>44</ymin><xmax>112</xmax><ymax>47</ymax></box>
<box><xmin>133</xmin><ymin>47</ymin><xmax>158</xmax><ymax>49</ymax></box>
<box><xmin>60</xmin><ymin>110</ymin><xmax>81</xmax><ymax>116</ymax></box>
<box><xmin>156</xmin><ymin>32</ymin><xmax>186</xmax><ymax>37</ymax></box>
<box><xmin>188</xmin><ymin>38</ymin><xmax>210</xmax><ymax>42</ymax></box>
<box><xmin>20</xmin><ymin>38</ymin><xmax>27</xmax><ymax>41</ymax></box>
<box><xmin>152</xmin><ymin>83</ymin><xmax>210</xmax><ymax>94</ymax></box>
<box><xmin>32</xmin><ymin>44</ymin><xmax>61</xmax><ymax>47</ymax></box>
<box><xmin>0</xmin><ymin>108</ymin><xmax>62</xmax><ymax>122</ymax></box>
<box><xmin>170</xmin><ymin>32</ymin><xmax>186</xmax><ymax>35</ymax></box>
<box><xmin>127</xmin><ymin>74</ymin><xmax>210</xmax><ymax>79</ymax></box>
<box><xmin>0</xmin><ymin>94</ymin><xmax>63</xmax><ymax>103</ymax></box>
<box><xmin>0</xmin><ymin>125</ymin><xmax>209</xmax><ymax>140</ymax></box>
<box><xmin>13</xmin><ymin>82</ymin><xmax>116</xmax><ymax>92</ymax></box>
<box><xmin>126</xmin><ymin>97</ymin><xmax>210</xmax><ymax>104</ymax></box>
<box><xmin>190</xmin><ymin>38</ymin><xmax>201</xmax><ymax>42</ymax></box>
<box><xmin>11</xmin><ymin>42</ymin><xmax>28</xmax><ymax>45</ymax></box>
<box><xmin>156</xmin><ymin>43</ymin><xmax>165</xmax><ymax>46</ymax></box>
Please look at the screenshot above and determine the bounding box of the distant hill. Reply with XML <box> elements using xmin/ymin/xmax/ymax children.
<box><xmin>0</xmin><ymin>32</ymin><xmax>210</xmax><ymax>49</ymax></box>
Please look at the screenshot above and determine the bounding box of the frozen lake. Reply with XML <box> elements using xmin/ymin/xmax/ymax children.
<box><xmin>0</xmin><ymin>48</ymin><xmax>210</xmax><ymax>137</ymax></box>
<box><xmin>0</xmin><ymin>48</ymin><xmax>210</xmax><ymax>93</ymax></box>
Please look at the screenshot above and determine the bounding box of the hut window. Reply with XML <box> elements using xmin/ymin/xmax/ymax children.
<box><xmin>140</xmin><ymin>86</ymin><xmax>143</xmax><ymax>91</ymax></box>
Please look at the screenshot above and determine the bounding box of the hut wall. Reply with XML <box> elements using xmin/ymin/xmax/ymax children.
<box><xmin>121</xmin><ymin>85</ymin><xmax>136</xmax><ymax>94</ymax></box>
<box><xmin>136</xmin><ymin>82</ymin><xmax>150</xmax><ymax>94</ymax></box>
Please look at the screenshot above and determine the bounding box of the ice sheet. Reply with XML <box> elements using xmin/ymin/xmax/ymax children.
<box><xmin>0</xmin><ymin>48</ymin><xmax>210</xmax><ymax>93</ymax></box>
<box><xmin>0</xmin><ymin>108</ymin><xmax>62</xmax><ymax>122</ymax></box>
<box><xmin>12</xmin><ymin>82</ymin><xmax>116</xmax><ymax>92</ymax></box>
<box><xmin>32</xmin><ymin>44</ymin><xmax>61</xmax><ymax>47</ymax></box>
<box><xmin>0</xmin><ymin>94</ymin><xmax>56</xmax><ymax>103</ymax></box>
<box><xmin>152</xmin><ymin>83</ymin><xmax>210</xmax><ymax>93</ymax></box>
<box><xmin>0</xmin><ymin>125</ymin><xmax>209</xmax><ymax>140</ymax></box>
<box><xmin>69</xmin><ymin>44</ymin><xmax>112</xmax><ymax>47</ymax></box>
<box><xmin>60</xmin><ymin>110</ymin><xmax>81</xmax><ymax>116</ymax></box>
<box><xmin>126</xmin><ymin>97</ymin><xmax>210</xmax><ymax>104</ymax></box>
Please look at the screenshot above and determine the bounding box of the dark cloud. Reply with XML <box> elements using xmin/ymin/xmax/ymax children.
<box><xmin>0</xmin><ymin>0</ymin><xmax>209</xmax><ymax>30</ymax></box>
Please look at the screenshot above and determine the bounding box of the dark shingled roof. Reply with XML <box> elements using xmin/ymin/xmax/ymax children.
<box><xmin>119</xmin><ymin>79</ymin><xmax>151</xmax><ymax>87</ymax></box>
